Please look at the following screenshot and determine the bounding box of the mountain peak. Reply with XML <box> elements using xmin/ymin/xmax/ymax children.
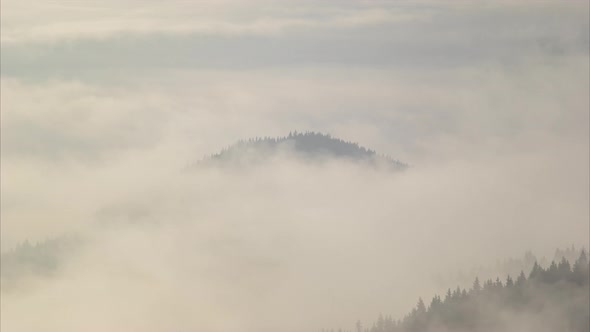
<box><xmin>198</xmin><ymin>131</ymin><xmax>407</xmax><ymax>169</ymax></box>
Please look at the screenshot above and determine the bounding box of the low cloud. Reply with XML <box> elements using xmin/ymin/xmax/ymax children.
<box><xmin>1</xmin><ymin>1</ymin><xmax>588</xmax><ymax>331</ymax></box>
<box><xmin>1</xmin><ymin>153</ymin><xmax>588</xmax><ymax>331</ymax></box>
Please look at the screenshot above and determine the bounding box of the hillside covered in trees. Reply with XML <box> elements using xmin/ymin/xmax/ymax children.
<box><xmin>327</xmin><ymin>251</ymin><xmax>589</xmax><ymax>332</ymax></box>
<box><xmin>198</xmin><ymin>132</ymin><xmax>407</xmax><ymax>169</ymax></box>
<box><xmin>433</xmin><ymin>246</ymin><xmax>584</xmax><ymax>291</ymax></box>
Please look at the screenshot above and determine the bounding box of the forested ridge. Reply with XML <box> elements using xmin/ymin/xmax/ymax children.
<box><xmin>434</xmin><ymin>247</ymin><xmax>583</xmax><ymax>290</ymax></box>
<box><xmin>326</xmin><ymin>250</ymin><xmax>590</xmax><ymax>332</ymax></box>
<box><xmin>199</xmin><ymin>132</ymin><xmax>406</xmax><ymax>168</ymax></box>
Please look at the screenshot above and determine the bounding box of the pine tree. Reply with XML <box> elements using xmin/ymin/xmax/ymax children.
<box><xmin>529</xmin><ymin>261</ymin><xmax>543</xmax><ymax>281</ymax></box>
<box><xmin>515</xmin><ymin>271</ymin><xmax>526</xmax><ymax>287</ymax></box>
<box><xmin>572</xmin><ymin>249</ymin><xmax>589</xmax><ymax>285</ymax></box>
<box><xmin>557</xmin><ymin>257</ymin><xmax>571</xmax><ymax>280</ymax></box>
<box><xmin>472</xmin><ymin>277</ymin><xmax>481</xmax><ymax>292</ymax></box>
<box><xmin>416</xmin><ymin>298</ymin><xmax>426</xmax><ymax>314</ymax></box>
<box><xmin>505</xmin><ymin>275</ymin><xmax>514</xmax><ymax>287</ymax></box>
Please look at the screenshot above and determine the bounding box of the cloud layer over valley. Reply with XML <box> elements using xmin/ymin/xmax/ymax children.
<box><xmin>1</xmin><ymin>1</ymin><xmax>588</xmax><ymax>331</ymax></box>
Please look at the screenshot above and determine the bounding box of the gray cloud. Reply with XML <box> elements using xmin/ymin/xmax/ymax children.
<box><xmin>2</xmin><ymin>2</ymin><xmax>588</xmax><ymax>77</ymax></box>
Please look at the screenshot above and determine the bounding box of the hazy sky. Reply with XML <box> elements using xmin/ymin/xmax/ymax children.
<box><xmin>1</xmin><ymin>1</ymin><xmax>589</xmax><ymax>331</ymax></box>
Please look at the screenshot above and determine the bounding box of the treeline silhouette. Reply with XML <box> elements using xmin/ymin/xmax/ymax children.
<box><xmin>200</xmin><ymin>131</ymin><xmax>407</xmax><ymax>168</ymax></box>
<box><xmin>0</xmin><ymin>236</ymin><xmax>81</xmax><ymax>289</ymax></box>
<box><xmin>434</xmin><ymin>246</ymin><xmax>584</xmax><ymax>291</ymax></box>
<box><xmin>326</xmin><ymin>250</ymin><xmax>589</xmax><ymax>332</ymax></box>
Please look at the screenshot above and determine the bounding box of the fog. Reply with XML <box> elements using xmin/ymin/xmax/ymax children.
<box><xmin>1</xmin><ymin>1</ymin><xmax>588</xmax><ymax>331</ymax></box>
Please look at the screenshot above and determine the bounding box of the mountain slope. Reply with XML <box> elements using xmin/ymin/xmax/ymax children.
<box><xmin>199</xmin><ymin>131</ymin><xmax>407</xmax><ymax>169</ymax></box>
<box><xmin>329</xmin><ymin>250</ymin><xmax>590</xmax><ymax>332</ymax></box>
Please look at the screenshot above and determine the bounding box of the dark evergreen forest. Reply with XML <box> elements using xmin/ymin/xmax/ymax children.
<box><xmin>199</xmin><ymin>132</ymin><xmax>407</xmax><ymax>169</ymax></box>
<box><xmin>326</xmin><ymin>250</ymin><xmax>589</xmax><ymax>332</ymax></box>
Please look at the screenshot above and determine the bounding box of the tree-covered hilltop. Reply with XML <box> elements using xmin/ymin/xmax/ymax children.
<box><xmin>198</xmin><ymin>131</ymin><xmax>407</xmax><ymax>169</ymax></box>
<box><xmin>327</xmin><ymin>250</ymin><xmax>589</xmax><ymax>332</ymax></box>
